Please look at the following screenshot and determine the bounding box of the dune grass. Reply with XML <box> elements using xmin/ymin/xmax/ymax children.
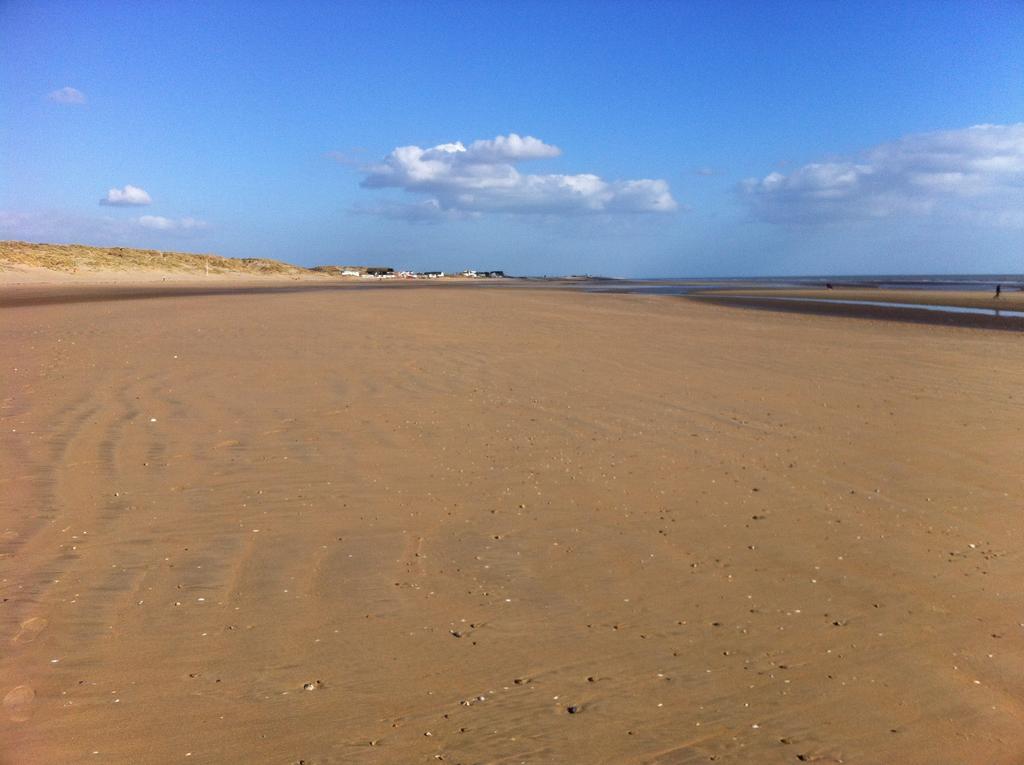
<box><xmin>0</xmin><ymin>240</ymin><xmax>319</xmax><ymax>277</ymax></box>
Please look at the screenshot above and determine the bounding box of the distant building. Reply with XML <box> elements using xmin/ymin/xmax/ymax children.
<box><xmin>311</xmin><ymin>265</ymin><xmax>396</xmax><ymax>278</ymax></box>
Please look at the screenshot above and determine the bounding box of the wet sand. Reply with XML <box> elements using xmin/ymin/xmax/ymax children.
<box><xmin>698</xmin><ymin>288</ymin><xmax>1024</xmax><ymax>332</ymax></box>
<box><xmin>706</xmin><ymin>288</ymin><xmax>1024</xmax><ymax>312</ymax></box>
<box><xmin>3</xmin><ymin>284</ymin><xmax>1023</xmax><ymax>764</ymax></box>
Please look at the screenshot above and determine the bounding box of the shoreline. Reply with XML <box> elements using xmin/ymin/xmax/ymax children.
<box><xmin>701</xmin><ymin>286</ymin><xmax>1023</xmax><ymax>310</ymax></box>
<box><xmin>690</xmin><ymin>291</ymin><xmax>1024</xmax><ymax>331</ymax></box>
<box><xmin>6</xmin><ymin>278</ymin><xmax>1024</xmax><ymax>333</ymax></box>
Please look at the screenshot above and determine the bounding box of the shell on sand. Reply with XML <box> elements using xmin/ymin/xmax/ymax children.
<box><xmin>13</xmin><ymin>617</ymin><xmax>48</xmax><ymax>644</ymax></box>
<box><xmin>3</xmin><ymin>685</ymin><xmax>35</xmax><ymax>722</ymax></box>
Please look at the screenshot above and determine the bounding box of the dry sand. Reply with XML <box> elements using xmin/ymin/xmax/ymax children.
<box><xmin>2</xmin><ymin>284</ymin><xmax>1023</xmax><ymax>764</ymax></box>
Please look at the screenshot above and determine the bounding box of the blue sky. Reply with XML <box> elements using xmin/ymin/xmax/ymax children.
<box><xmin>2</xmin><ymin>0</ymin><xmax>1023</xmax><ymax>276</ymax></box>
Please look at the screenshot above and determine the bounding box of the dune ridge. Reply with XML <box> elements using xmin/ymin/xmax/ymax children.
<box><xmin>0</xmin><ymin>240</ymin><xmax>323</xmax><ymax>279</ymax></box>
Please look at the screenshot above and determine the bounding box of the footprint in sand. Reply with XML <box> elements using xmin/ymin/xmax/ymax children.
<box><xmin>13</xmin><ymin>617</ymin><xmax>47</xmax><ymax>644</ymax></box>
<box><xmin>3</xmin><ymin>686</ymin><xmax>35</xmax><ymax>722</ymax></box>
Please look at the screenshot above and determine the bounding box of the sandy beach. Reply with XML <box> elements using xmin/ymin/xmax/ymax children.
<box><xmin>3</xmin><ymin>283</ymin><xmax>1023</xmax><ymax>764</ymax></box>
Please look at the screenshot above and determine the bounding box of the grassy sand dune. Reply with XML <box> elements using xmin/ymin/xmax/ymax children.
<box><xmin>0</xmin><ymin>240</ymin><xmax>322</xmax><ymax>278</ymax></box>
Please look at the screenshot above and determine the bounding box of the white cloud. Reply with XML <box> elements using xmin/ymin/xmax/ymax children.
<box><xmin>0</xmin><ymin>210</ymin><xmax>209</xmax><ymax>242</ymax></box>
<box><xmin>462</xmin><ymin>134</ymin><xmax>562</xmax><ymax>162</ymax></box>
<box><xmin>138</xmin><ymin>215</ymin><xmax>207</xmax><ymax>231</ymax></box>
<box><xmin>1</xmin><ymin>209</ymin><xmax>125</xmax><ymax>241</ymax></box>
<box><xmin>740</xmin><ymin>123</ymin><xmax>1024</xmax><ymax>226</ymax></box>
<box><xmin>100</xmin><ymin>184</ymin><xmax>152</xmax><ymax>207</ymax></box>
<box><xmin>48</xmin><ymin>86</ymin><xmax>86</xmax><ymax>104</ymax></box>
<box><xmin>359</xmin><ymin>133</ymin><xmax>678</xmax><ymax>216</ymax></box>
<box><xmin>353</xmin><ymin>199</ymin><xmax>475</xmax><ymax>223</ymax></box>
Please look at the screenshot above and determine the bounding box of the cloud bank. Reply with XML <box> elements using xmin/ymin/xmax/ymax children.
<box><xmin>352</xmin><ymin>198</ymin><xmax>475</xmax><ymax>223</ymax></box>
<box><xmin>48</xmin><ymin>86</ymin><xmax>86</xmax><ymax>104</ymax></box>
<box><xmin>359</xmin><ymin>133</ymin><xmax>678</xmax><ymax>218</ymax></box>
<box><xmin>0</xmin><ymin>209</ymin><xmax>208</xmax><ymax>242</ymax></box>
<box><xmin>99</xmin><ymin>185</ymin><xmax>152</xmax><ymax>206</ymax></box>
<box><xmin>740</xmin><ymin>123</ymin><xmax>1024</xmax><ymax>227</ymax></box>
<box><xmin>138</xmin><ymin>215</ymin><xmax>207</xmax><ymax>231</ymax></box>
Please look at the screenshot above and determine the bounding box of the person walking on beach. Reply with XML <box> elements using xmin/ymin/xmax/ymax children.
<box><xmin>994</xmin><ymin>284</ymin><xmax>1002</xmax><ymax>299</ymax></box>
